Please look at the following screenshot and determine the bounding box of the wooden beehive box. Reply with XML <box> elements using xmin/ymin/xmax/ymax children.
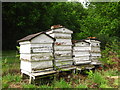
<box><xmin>85</xmin><ymin>38</ymin><xmax>101</xmax><ymax>65</ymax></box>
<box><xmin>46</xmin><ymin>25</ymin><xmax>73</xmax><ymax>68</ymax></box>
<box><xmin>73</xmin><ymin>40</ymin><xmax>91</xmax><ymax>65</ymax></box>
<box><xmin>18</xmin><ymin>32</ymin><xmax>55</xmax><ymax>75</ymax></box>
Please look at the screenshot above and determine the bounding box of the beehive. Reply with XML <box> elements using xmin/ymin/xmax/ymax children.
<box><xmin>85</xmin><ymin>38</ymin><xmax>101</xmax><ymax>65</ymax></box>
<box><xmin>46</xmin><ymin>25</ymin><xmax>73</xmax><ymax>68</ymax></box>
<box><xmin>18</xmin><ymin>32</ymin><xmax>55</xmax><ymax>74</ymax></box>
<box><xmin>73</xmin><ymin>40</ymin><xmax>91</xmax><ymax>65</ymax></box>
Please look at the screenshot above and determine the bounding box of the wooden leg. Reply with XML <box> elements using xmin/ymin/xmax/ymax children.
<box><xmin>21</xmin><ymin>73</ymin><xmax>26</xmax><ymax>79</ymax></box>
<box><xmin>21</xmin><ymin>73</ymin><xmax>23</xmax><ymax>78</ymax></box>
<box><xmin>29</xmin><ymin>76</ymin><xmax>32</xmax><ymax>84</ymax></box>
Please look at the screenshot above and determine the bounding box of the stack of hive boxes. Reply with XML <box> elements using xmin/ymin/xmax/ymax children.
<box><xmin>46</xmin><ymin>25</ymin><xmax>73</xmax><ymax>68</ymax></box>
<box><xmin>18</xmin><ymin>32</ymin><xmax>55</xmax><ymax>74</ymax></box>
<box><xmin>85</xmin><ymin>37</ymin><xmax>101</xmax><ymax>65</ymax></box>
<box><xmin>73</xmin><ymin>40</ymin><xmax>91</xmax><ymax>65</ymax></box>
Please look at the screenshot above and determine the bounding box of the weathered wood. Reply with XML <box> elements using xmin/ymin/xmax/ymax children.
<box><xmin>73</xmin><ymin>56</ymin><xmax>90</xmax><ymax>61</ymax></box>
<box><xmin>73</xmin><ymin>54</ymin><xmax>90</xmax><ymax>57</ymax></box>
<box><xmin>73</xmin><ymin>47</ymin><xmax>90</xmax><ymax>51</ymax></box>
<box><xmin>21</xmin><ymin>60</ymin><xmax>53</xmax><ymax>72</ymax></box>
<box><xmin>73</xmin><ymin>51</ymin><xmax>90</xmax><ymax>56</ymax></box>
<box><xmin>73</xmin><ymin>41</ymin><xmax>91</xmax><ymax>65</ymax></box>
<box><xmin>31</xmin><ymin>43</ymin><xmax>53</xmax><ymax>47</ymax></box>
<box><xmin>54</xmin><ymin>45</ymin><xmax>72</xmax><ymax>51</ymax></box>
<box><xmin>20</xmin><ymin>53</ymin><xmax>53</xmax><ymax>61</ymax></box>
<box><xmin>53</xmin><ymin>33</ymin><xmax>71</xmax><ymax>38</ymax></box>
<box><xmin>55</xmin><ymin>39</ymin><xmax>71</xmax><ymax>43</ymax></box>
<box><xmin>74</xmin><ymin>42</ymin><xmax>90</xmax><ymax>47</ymax></box>
<box><xmin>31</xmin><ymin>34</ymin><xmax>54</xmax><ymax>43</ymax></box>
<box><xmin>90</xmin><ymin>53</ymin><xmax>101</xmax><ymax>56</ymax></box>
<box><xmin>53</xmin><ymin>28</ymin><xmax>73</xmax><ymax>34</ymax></box>
<box><xmin>19</xmin><ymin>33</ymin><xmax>54</xmax><ymax>74</ymax></box>
<box><xmin>55</xmin><ymin>56</ymin><xmax>72</xmax><ymax>59</ymax></box>
<box><xmin>31</xmin><ymin>47</ymin><xmax>53</xmax><ymax>53</ymax></box>
<box><xmin>55</xmin><ymin>59</ymin><xmax>73</xmax><ymax>62</ymax></box>
<box><xmin>55</xmin><ymin>50</ymin><xmax>72</xmax><ymax>54</ymax></box>
<box><xmin>55</xmin><ymin>53</ymin><xmax>72</xmax><ymax>57</ymax></box>
<box><xmin>84</xmin><ymin>39</ymin><xmax>101</xmax><ymax>65</ymax></box>
<box><xmin>74</xmin><ymin>60</ymin><xmax>91</xmax><ymax>65</ymax></box>
<box><xmin>55</xmin><ymin>61</ymin><xmax>73</xmax><ymax>67</ymax></box>
<box><xmin>31</xmin><ymin>70</ymin><xmax>56</xmax><ymax>77</ymax></box>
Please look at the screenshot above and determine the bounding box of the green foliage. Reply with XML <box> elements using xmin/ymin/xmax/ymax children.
<box><xmin>86</xmin><ymin>70</ymin><xmax>94</xmax><ymax>77</ymax></box>
<box><xmin>16</xmin><ymin>46</ymin><xmax>20</xmax><ymax>51</ymax></box>
<box><xmin>2</xmin><ymin>2</ymin><xmax>120</xmax><ymax>51</ymax></box>
<box><xmin>113</xmin><ymin>79</ymin><xmax>118</xmax><ymax>86</ymax></box>
<box><xmin>22</xmin><ymin>84</ymin><xmax>37</xmax><ymax>88</ymax></box>
<box><xmin>40</xmin><ymin>85</ymin><xmax>53</xmax><ymax>88</ymax></box>
<box><xmin>16</xmin><ymin>46</ymin><xmax>20</xmax><ymax>57</ymax></box>
<box><xmin>99</xmin><ymin>41</ymin><xmax>119</xmax><ymax>68</ymax></box>
<box><xmin>99</xmin><ymin>84</ymin><xmax>111</xmax><ymax>88</ymax></box>
<box><xmin>54</xmin><ymin>79</ymin><xmax>71</xmax><ymax>88</ymax></box>
<box><xmin>2</xmin><ymin>83</ymin><xmax>9</xmax><ymax>88</ymax></box>
<box><xmin>76</xmin><ymin>84</ymin><xmax>88</xmax><ymax>88</ymax></box>
<box><xmin>103</xmin><ymin>69</ymin><xmax>118</xmax><ymax>76</ymax></box>
<box><xmin>87</xmin><ymin>71</ymin><xmax>107</xmax><ymax>85</ymax></box>
<box><xmin>2</xmin><ymin>74</ymin><xmax>22</xmax><ymax>83</ymax></box>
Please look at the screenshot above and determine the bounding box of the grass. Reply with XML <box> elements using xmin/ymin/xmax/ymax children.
<box><xmin>76</xmin><ymin>84</ymin><xmax>88</xmax><ymax>88</ymax></box>
<box><xmin>2</xmin><ymin>50</ymin><xmax>119</xmax><ymax>88</ymax></box>
<box><xmin>54</xmin><ymin>78</ymin><xmax>71</xmax><ymax>88</ymax></box>
<box><xmin>22</xmin><ymin>84</ymin><xmax>37</xmax><ymax>88</ymax></box>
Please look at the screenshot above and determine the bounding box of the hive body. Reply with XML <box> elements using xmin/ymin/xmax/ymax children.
<box><xmin>73</xmin><ymin>41</ymin><xmax>91</xmax><ymax>65</ymax></box>
<box><xmin>46</xmin><ymin>27</ymin><xmax>73</xmax><ymax>68</ymax></box>
<box><xmin>85</xmin><ymin>39</ymin><xmax>101</xmax><ymax>65</ymax></box>
<box><xmin>19</xmin><ymin>33</ymin><xmax>54</xmax><ymax>74</ymax></box>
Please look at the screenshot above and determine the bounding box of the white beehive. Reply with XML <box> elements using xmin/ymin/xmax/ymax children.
<box><xmin>73</xmin><ymin>40</ymin><xmax>91</xmax><ymax>65</ymax></box>
<box><xmin>18</xmin><ymin>32</ymin><xmax>55</xmax><ymax>74</ymax></box>
<box><xmin>46</xmin><ymin>25</ymin><xmax>73</xmax><ymax>68</ymax></box>
<box><xmin>85</xmin><ymin>37</ymin><xmax>101</xmax><ymax>65</ymax></box>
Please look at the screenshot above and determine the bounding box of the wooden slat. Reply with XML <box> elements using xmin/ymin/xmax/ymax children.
<box><xmin>31</xmin><ymin>70</ymin><xmax>56</xmax><ymax>77</ymax></box>
<box><xmin>74</xmin><ymin>60</ymin><xmax>91</xmax><ymax>65</ymax></box>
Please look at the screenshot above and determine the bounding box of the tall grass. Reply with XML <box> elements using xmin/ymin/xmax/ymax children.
<box><xmin>2</xmin><ymin>50</ymin><xmax>119</xmax><ymax>88</ymax></box>
<box><xmin>76</xmin><ymin>84</ymin><xmax>87</xmax><ymax>88</ymax></box>
<box><xmin>22</xmin><ymin>84</ymin><xmax>37</xmax><ymax>88</ymax></box>
<box><xmin>87</xmin><ymin>70</ymin><xmax>108</xmax><ymax>87</ymax></box>
<box><xmin>54</xmin><ymin>79</ymin><xmax>71</xmax><ymax>88</ymax></box>
<box><xmin>2</xmin><ymin>73</ymin><xmax>22</xmax><ymax>88</ymax></box>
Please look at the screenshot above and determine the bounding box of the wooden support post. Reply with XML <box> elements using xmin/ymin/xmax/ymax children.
<box><xmin>29</xmin><ymin>76</ymin><xmax>32</xmax><ymax>84</ymax></box>
<box><xmin>21</xmin><ymin>73</ymin><xmax>23</xmax><ymax>78</ymax></box>
<box><xmin>21</xmin><ymin>73</ymin><xmax>26</xmax><ymax>79</ymax></box>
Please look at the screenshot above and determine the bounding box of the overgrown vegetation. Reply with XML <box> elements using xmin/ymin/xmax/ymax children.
<box><xmin>2</xmin><ymin>50</ymin><xmax>119</xmax><ymax>88</ymax></box>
